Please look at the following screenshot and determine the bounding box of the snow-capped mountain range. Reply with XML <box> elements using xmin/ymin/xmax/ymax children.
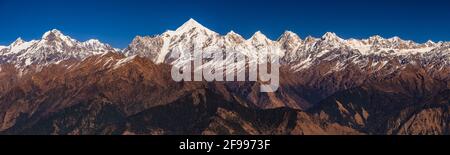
<box><xmin>1</xmin><ymin>19</ymin><xmax>449</xmax><ymax>135</ymax></box>
<box><xmin>123</xmin><ymin>18</ymin><xmax>450</xmax><ymax>75</ymax></box>
<box><xmin>1</xmin><ymin>18</ymin><xmax>449</xmax><ymax>73</ymax></box>
<box><xmin>0</xmin><ymin>29</ymin><xmax>116</xmax><ymax>69</ymax></box>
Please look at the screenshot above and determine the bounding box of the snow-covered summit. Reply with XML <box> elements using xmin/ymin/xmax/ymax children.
<box><xmin>174</xmin><ymin>18</ymin><xmax>213</xmax><ymax>34</ymax></box>
<box><xmin>10</xmin><ymin>38</ymin><xmax>26</xmax><ymax>47</ymax></box>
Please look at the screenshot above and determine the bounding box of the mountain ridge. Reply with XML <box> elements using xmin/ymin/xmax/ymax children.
<box><xmin>1</xmin><ymin>19</ymin><xmax>448</xmax><ymax>53</ymax></box>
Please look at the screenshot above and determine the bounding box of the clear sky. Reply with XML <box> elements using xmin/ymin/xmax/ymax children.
<box><xmin>1</xmin><ymin>0</ymin><xmax>450</xmax><ymax>48</ymax></box>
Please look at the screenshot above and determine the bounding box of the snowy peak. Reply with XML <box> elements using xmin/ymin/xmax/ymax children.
<box><xmin>425</xmin><ymin>40</ymin><xmax>436</xmax><ymax>47</ymax></box>
<box><xmin>387</xmin><ymin>36</ymin><xmax>403</xmax><ymax>42</ymax></box>
<box><xmin>370</xmin><ymin>35</ymin><xmax>384</xmax><ymax>40</ymax></box>
<box><xmin>10</xmin><ymin>37</ymin><xmax>25</xmax><ymax>47</ymax></box>
<box><xmin>226</xmin><ymin>30</ymin><xmax>238</xmax><ymax>36</ymax></box>
<box><xmin>249</xmin><ymin>31</ymin><xmax>272</xmax><ymax>44</ymax></box>
<box><xmin>130</xmin><ymin>36</ymin><xmax>148</xmax><ymax>43</ymax></box>
<box><xmin>367</xmin><ymin>35</ymin><xmax>385</xmax><ymax>44</ymax></box>
<box><xmin>304</xmin><ymin>36</ymin><xmax>319</xmax><ymax>44</ymax></box>
<box><xmin>84</xmin><ymin>39</ymin><xmax>101</xmax><ymax>44</ymax></box>
<box><xmin>278</xmin><ymin>31</ymin><xmax>301</xmax><ymax>42</ymax></box>
<box><xmin>281</xmin><ymin>31</ymin><xmax>300</xmax><ymax>38</ymax></box>
<box><xmin>40</xmin><ymin>29</ymin><xmax>77</xmax><ymax>47</ymax></box>
<box><xmin>83</xmin><ymin>39</ymin><xmax>103</xmax><ymax>46</ymax></box>
<box><xmin>82</xmin><ymin>39</ymin><xmax>113</xmax><ymax>51</ymax></box>
<box><xmin>225</xmin><ymin>31</ymin><xmax>245</xmax><ymax>43</ymax></box>
<box><xmin>319</xmin><ymin>32</ymin><xmax>345</xmax><ymax>48</ymax></box>
<box><xmin>173</xmin><ymin>18</ymin><xmax>215</xmax><ymax>35</ymax></box>
<box><xmin>322</xmin><ymin>32</ymin><xmax>343</xmax><ymax>42</ymax></box>
<box><xmin>42</xmin><ymin>29</ymin><xmax>65</xmax><ymax>39</ymax></box>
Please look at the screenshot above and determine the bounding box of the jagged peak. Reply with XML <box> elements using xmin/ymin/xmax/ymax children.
<box><xmin>11</xmin><ymin>37</ymin><xmax>25</xmax><ymax>47</ymax></box>
<box><xmin>425</xmin><ymin>40</ymin><xmax>436</xmax><ymax>45</ymax></box>
<box><xmin>283</xmin><ymin>30</ymin><xmax>297</xmax><ymax>36</ymax></box>
<box><xmin>174</xmin><ymin>18</ymin><xmax>215</xmax><ymax>34</ymax></box>
<box><xmin>387</xmin><ymin>36</ymin><xmax>402</xmax><ymax>42</ymax></box>
<box><xmin>424</xmin><ymin>40</ymin><xmax>438</xmax><ymax>47</ymax></box>
<box><xmin>250</xmin><ymin>31</ymin><xmax>268</xmax><ymax>40</ymax></box>
<box><xmin>321</xmin><ymin>32</ymin><xmax>342</xmax><ymax>41</ymax></box>
<box><xmin>15</xmin><ymin>37</ymin><xmax>24</xmax><ymax>42</ymax></box>
<box><xmin>248</xmin><ymin>31</ymin><xmax>274</xmax><ymax>45</ymax></box>
<box><xmin>387</xmin><ymin>36</ymin><xmax>418</xmax><ymax>45</ymax></box>
<box><xmin>304</xmin><ymin>36</ymin><xmax>318</xmax><ymax>43</ymax></box>
<box><xmin>133</xmin><ymin>35</ymin><xmax>145</xmax><ymax>40</ymax></box>
<box><xmin>42</xmin><ymin>29</ymin><xmax>64</xmax><ymax>39</ymax></box>
<box><xmin>225</xmin><ymin>30</ymin><xmax>244</xmax><ymax>38</ymax></box>
<box><xmin>130</xmin><ymin>35</ymin><xmax>156</xmax><ymax>44</ymax></box>
<box><xmin>39</xmin><ymin>29</ymin><xmax>78</xmax><ymax>47</ymax></box>
<box><xmin>278</xmin><ymin>31</ymin><xmax>301</xmax><ymax>42</ymax></box>
<box><xmin>426</xmin><ymin>40</ymin><xmax>435</xmax><ymax>44</ymax></box>
<box><xmin>224</xmin><ymin>30</ymin><xmax>245</xmax><ymax>43</ymax></box>
<box><xmin>369</xmin><ymin>35</ymin><xmax>385</xmax><ymax>41</ymax></box>
<box><xmin>227</xmin><ymin>30</ymin><xmax>237</xmax><ymax>35</ymax></box>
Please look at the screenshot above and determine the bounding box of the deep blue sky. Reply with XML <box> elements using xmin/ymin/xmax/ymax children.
<box><xmin>1</xmin><ymin>0</ymin><xmax>450</xmax><ymax>48</ymax></box>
